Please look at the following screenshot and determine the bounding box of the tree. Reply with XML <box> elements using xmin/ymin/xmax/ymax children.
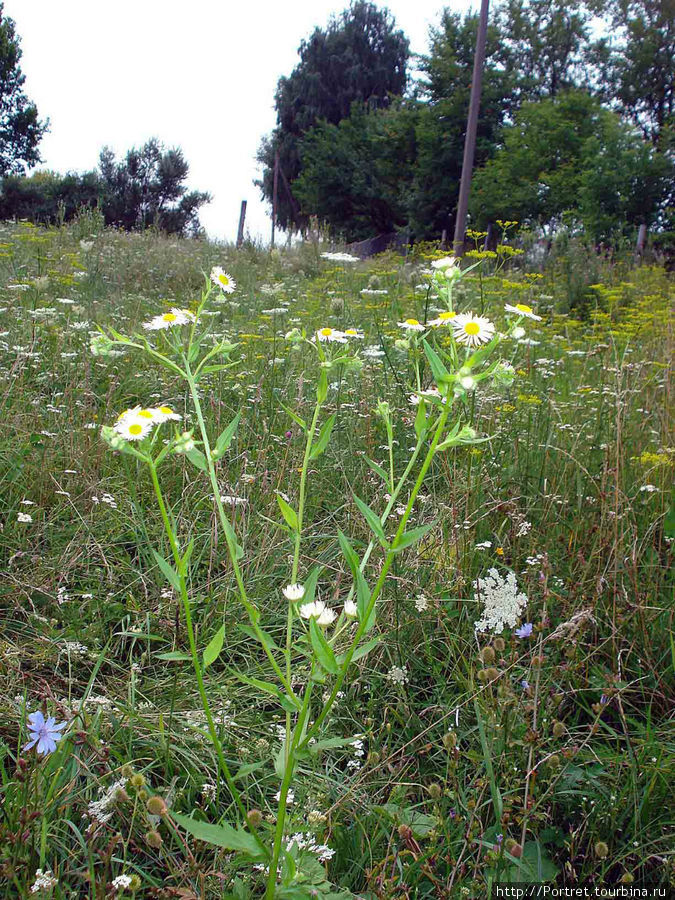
<box><xmin>594</xmin><ymin>0</ymin><xmax>675</xmax><ymax>147</ymax></box>
<box><xmin>469</xmin><ymin>90</ymin><xmax>673</xmax><ymax>240</ymax></box>
<box><xmin>407</xmin><ymin>9</ymin><xmax>513</xmax><ymax>239</ymax></box>
<box><xmin>0</xmin><ymin>170</ymin><xmax>102</xmax><ymax>223</ymax></box>
<box><xmin>257</xmin><ymin>1</ymin><xmax>410</xmax><ymax>232</ymax></box>
<box><xmin>293</xmin><ymin>101</ymin><xmax>418</xmax><ymax>241</ymax></box>
<box><xmin>496</xmin><ymin>0</ymin><xmax>598</xmax><ymax>100</ymax></box>
<box><xmin>98</xmin><ymin>139</ymin><xmax>210</xmax><ymax>236</ymax></box>
<box><xmin>0</xmin><ymin>2</ymin><xmax>48</xmax><ymax>176</ymax></box>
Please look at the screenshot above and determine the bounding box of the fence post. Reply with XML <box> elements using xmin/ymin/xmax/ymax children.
<box><xmin>271</xmin><ymin>151</ymin><xmax>279</xmax><ymax>248</ymax></box>
<box><xmin>236</xmin><ymin>200</ymin><xmax>247</xmax><ymax>249</ymax></box>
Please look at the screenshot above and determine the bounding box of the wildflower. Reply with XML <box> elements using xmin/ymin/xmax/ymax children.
<box><xmin>143</xmin><ymin>308</ymin><xmax>195</xmax><ymax>330</ymax></box>
<box><xmin>459</xmin><ymin>375</ymin><xmax>476</xmax><ymax>391</ymax></box>
<box><xmin>452</xmin><ymin>313</ymin><xmax>495</xmax><ymax>348</ymax></box>
<box><xmin>475</xmin><ymin>541</ymin><xmax>492</xmax><ymax>550</ymax></box>
<box><xmin>23</xmin><ymin>710</ymin><xmax>67</xmax><ymax>755</ymax></box>
<box><xmin>299</xmin><ymin>600</ymin><xmax>336</xmax><ymax>626</ymax></box>
<box><xmin>474</xmin><ymin>568</ymin><xmax>528</xmax><ymax>634</ymax></box>
<box><xmin>429</xmin><ymin>310</ymin><xmax>457</xmax><ymax>327</ymax></box>
<box><xmin>18</xmin><ymin>512</ymin><xmax>33</xmax><ymax>523</ymax></box>
<box><xmin>398</xmin><ymin>318</ymin><xmax>425</xmax><ymax>332</ymax></box>
<box><xmin>320</xmin><ymin>251</ymin><xmax>359</xmax><ymax>263</ymax></box>
<box><xmin>344</xmin><ymin>328</ymin><xmax>364</xmax><ymax>339</ymax></box>
<box><xmin>515</xmin><ymin>622</ymin><xmax>533</xmax><ymax>638</ymax></box>
<box><xmin>113</xmin><ymin>412</ymin><xmax>153</xmax><ymax>442</ymax></box>
<box><xmin>151</xmin><ymin>405</ymin><xmax>181</xmax><ymax>423</ymax></box>
<box><xmin>639</xmin><ymin>484</ymin><xmax>658</xmax><ymax>493</ymax></box>
<box><xmin>316</xmin><ymin>327</ymin><xmax>347</xmax><ymax>343</ymax></box>
<box><xmin>343</xmin><ymin>599</ymin><xmax>358</xmax><ymax>618</ymax></box>
<box><xmin>30</xmin><ymin>869</ymin><xmax>58</xmax><ymax>893</ymax></box>
<box><xmin>505</xmin><ymin>303</ymin><xmax>542</xmax><ymax>321</ymax></box>
<box><xmin>432</xmin><ymin>255</ymin><xmax>459</xmax><ymax>270</ymax></box>
<box><xmin>511</xmin><ymin>326</ymin><xmax>526</xmax><ymax>339</ymax></box>
<box><xmin>210</xmin><ymin>267</ymin><xmax>236</xmax><ymax>293</ymax></box>
<box><xmin>283</xmin><ymin>583</ymin><xmax>305</xmax><ymax>602</ymax></box>
<box><xmin>387</xmin><ymin>665</ymin><xmax>409</xmax><ymax>685</ymax></box>
<box><xmin>173</xmin><ymin>431</ymin><xmax>196</xmax><ymax>454</ymax></box>
<box><xmin>414</xmin><ymin>595</ymin><xmax>429</xmax><ymax>612</ymax></box>
<box><xmin>496</xmin><ymin>547</ymin><xmax>504</xmax><ymax>556</ymax></box>
<box><xmin>111</xmin><ymin>874</ymin><xmax>133</xmax><ymax>891</ymax></box>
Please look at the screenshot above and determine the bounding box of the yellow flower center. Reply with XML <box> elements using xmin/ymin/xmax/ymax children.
<box><xmin>516</xmin><ymin>304</ymin><xmax>532</xmax><ymax>313</ymax></box>
<box><xmin>218</xmin><ymin>274</ymin><xmax>230</xmax><ymax>285</ymax></box>
<box><xmin>405</xmin><ymin>318</ymin><xmax>420</xmax><ymax>326</ymax></box>
<box><xmin>439</xmin><ymin>311</ymin><xmax>456</xmax><ymax>320</ymax></box>
<box><xmin>345</xmin><ymin>329</ymin><xmax>357</xmax><ymax>335</ymax></box>
<box><xmin>320</xmin><ymin>328</ymin><xmax>333</xmax><ymax>336</ymax></box>
<box><xmin>162</xmin><ymin>313</ymin><xmax>177</xmax><ymax>322</ymax></box>
<box><xmin>464</xmin><ymin>322</ymin><xmax>480</xmax><ymax>335</ymax></box>
<box><xmin>129</xmin><ymin>423</ymin><xmax>143</xmax><ymax>436</ymax></box>
<box><xmin>158</xmin><ymin>406</ymin><xmax>172</xmax><ymax>415</ymax></box>
<box><xmin>138</xmin><ymin>409</ymin><xmax>154</xmax><ymax>419</ymax></box>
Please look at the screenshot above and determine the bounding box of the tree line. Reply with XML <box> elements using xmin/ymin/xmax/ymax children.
<box><xmin>257</xmin><ymin>0</ymin><xmax>674</xmax><ymax>245</ymax></box>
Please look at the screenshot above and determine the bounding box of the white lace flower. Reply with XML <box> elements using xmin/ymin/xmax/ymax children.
<box><xmin>473</xmin><ymin>568</ymin><xmax>528</xmax><ymax>634</ymax></box>
<box><xmin>283</xmin><ymin>583</ymin><xmax>305</xmax><ymax>601</ymax></box>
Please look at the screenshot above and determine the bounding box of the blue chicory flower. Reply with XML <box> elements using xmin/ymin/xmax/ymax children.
<box><xmin>515</xmin><ymin>622</ymin><xmax>533</xmax><ymax>638</ymax></box>
<box><xmin>23</xmin><ymin>710</ymin><xmax>67</xmax><ymax>755</ymax></box>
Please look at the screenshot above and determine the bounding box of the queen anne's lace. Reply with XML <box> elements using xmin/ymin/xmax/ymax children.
<box><xmin>473</xmin><ymin>568</ymin><xmax>528</xmax><ymax>634</ymax></box>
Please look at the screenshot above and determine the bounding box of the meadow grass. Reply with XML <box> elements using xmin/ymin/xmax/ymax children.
<box><xmin>0</xmin><ymin>214</ymin><xmax>673</xmax><ymax>898</ymax></box>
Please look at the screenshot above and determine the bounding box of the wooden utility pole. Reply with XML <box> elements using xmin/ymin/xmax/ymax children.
<box><xmin>271</xmin><ymin>150</ymin><xmax>279</xmax><ymax>248</ymax></box>
<box><xmin>453</xmin><ymin>0</ymin><xmax>490</xmax><ymax>257</ymax></box>
<box><xmin>236</xmin><ymin>200</ymin><xmax>247</xmax><ymax>248</ymax></box>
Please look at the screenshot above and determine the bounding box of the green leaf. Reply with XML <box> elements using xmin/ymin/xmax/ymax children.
<box><xmin>392</xmin><ymin>523</ymin><xmax>435</xmax><ymax>552</ymax></box>
<box><xmin>203</xmin><ymin>625</ymin><xmax>225</xmax><ymax>669</ymax></box>
<box><xmin>172</xmin><ymin>813</ymin><xmax>265</xmax><ymax>858</ymax></box>
<box><xmin>237</xmin><ymin>624</ymin><xmax>279</xmax><ymax>651</ymax></box>
<box><xmin>414</xmin><ymin>395</ymin><xmax>428</xmax><ymax>438</ymax></box>
<box><xmin>301</xmin><ymin>565</ymin><xmax>323</xmax><ymax>607</ymax></box>
<box><xmin>351</xmin><ymin>637</ymin><xmax>379</xmax><ymax>661</ymax></box>
<box><xmin>355</xmin><ymin>571</ymin><xmax>376</xmax><ymax>632</ymax></box>
<box><xmin>212</xmin><ymin>411</ymin><xmax>241</xmax><ymax>460</ymax></box>
<box><xmin>309</xmin><ymin>618</ymin><xmax>338</xmax><ymax>674</ymax></box>
<box><xmin>277</xmin><ymin>495</ymin><xmax>298</xmax><ymax>531</ymax></box>
<box><xmin>178</xmin><ymin>538</ymin><xmax>194</xmax><ymax>576</ymax></box>
<box><xmin>156</xmin><ymin>650</ymin><xmax>191</xmax><ymax>661</ymax></box>
<box><xmin>422</xmin><ymin>338</ymin><xmax>451</xmax><ymax>385</ymax></box>
<box><xmin>337</xmin><ymin>529</ymin><xmax>360</xmax><ymax>577</ymax></box>
<box><xmin>364</xmin><ymin>456</ymin><xmax>389</xmax><ymax>483</ymax></box>
<box><xmin>152</xmin><ymin>550</ymin><xmax>181</xmax><ymax>591</ymax></box>
<box><xmin>222</xmin><ymin>518</ymin><xmax>244</xmax><ymax>560</ymax></box>
<box><xmin>317</xmin><ymin>369</ymin><xmax>328</xmax><ymax>403</ymax></box>
<box><xmin>186</xmin><ymin>447</ymin><xmax>209</xmax><ymax>472</ymax></box>
<box><xmin>353</xmin><ymin>494</ymin><xmax>387</xmax><ymax>544</ymax></box>
<box><xmin>280</xmin><ymin>402</ymin><xmax>307</xmax><ymax>431</ymax></box>
<box><xmin>309</xmin><ymin>413</ymin><xmax>336</xmax><ymax>459</ymax></box>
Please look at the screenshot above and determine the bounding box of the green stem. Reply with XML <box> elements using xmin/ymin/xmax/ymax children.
<box><xmin>184</xmin><ymin>365</ymin><xmax>297</xmax><ymax>701</ymax></box>
<box><xmin>301</xmin><ymin>403</ymin><xmax>451</xmax><ymax>746</ymax></box>
<box><xmin>147</xmin><ymin>461</ymin><xmax>253</xmax><ymax>832</ymax></box>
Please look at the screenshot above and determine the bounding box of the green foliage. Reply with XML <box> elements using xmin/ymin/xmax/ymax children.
<box><xmin>0</xmin><ymin>3</ymin><xmax>47</xmax><ymax>176</ymax></box>
<box><xmin>257</xmin><ymin>1</ymin><xmax>409</xmax><ymax>232</ymax></box>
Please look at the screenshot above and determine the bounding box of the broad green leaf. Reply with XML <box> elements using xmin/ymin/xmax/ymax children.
<box><xmin>337</xmin><ymin>529</ymin><xmax>360</xmax><ymax>577</ymax></box>
<box><xmin>300</xmin><ymin>565</ymin><xmax>323</xmax><ymax>607</ymax></box>
<box><xmin>392</xmin><ymin>523</ymin><xmax>435</xmax><ymax>552</ymax></box>
<box><xmin>172</xmin><ymin>813</ymin><xmax>264</xmax><ymax>858</ymax></box>
<box><xmin>178</xmin><ymin>538</ymin><xmax>194</xmax><ymax>575</ymax></box>
<box><xmin>222</xmin><ymin>518</ymin><xmax>244</xmax><ymax>560</ymax></box>
<box><xmin>353</xmin><ymin>494</ymin><xmax>387</xmax><ymax>545</ymax></box>
<box><xmin>280</xmin><ymin>402</ymin><xmax>307</xmax><ymax>431</ymax></box>
<box><xmin>237</xmin><ymin>624</ymin><xmax>279</xmax><ymax>651</ymax></box>
<box><xmin>156</xmin><ymin>650</ymin><xmax>191</xmax><ymax>661</ymax></box>
<box><xmin>212</xmin><ymin>411</ymin><xmax>241</xmax><ymax>460</ymax></box>
<box><xmin>309</xmin><ymin>413</ymin><xmax>336</xmax><ymax>460</ymax></box>
<box><xmin>203</xmin><ymin>624</ymin><xmax>225</xmax><ymax>669</ymax></box>
<box><xmin>277</xmin><ymin>495</ymin><xmax>298</xmax><ymax>531</ymax></box>
<box><xmin>351</xmin><ymin>637</ymin><xmax>380</xmax><ymax>661</ymax></box>
<box><xmin>422</xmin><ymin>338</ymin><xmax>451</xmax><ymax>385</ymax></box>
<box><xmin>414</xmin><ymin>395</ymin><xmax>428</xmax><ymax>438</ymax></box>
<box><xmin>309</xmin><ymin>618</ymin><xmax>338</xmax><ymax>675</ymax></box>
<box><xmin>186</xmin><ymin>447</ymin><xmax>208</xmax><ymax>472</ymax></box>
<box><xmin>317</xmin><ymin>369</ymin><xmax>328</xmax><ymax>403</ymax></box>
<box><xmin>152</xmin><ymin>550</ymin><xmax>181</xmax><ymax>591</ymax></box>
<box><xmin>364</xmin><ymin>456</ymin><xmax>389</xmax><ymax>483</ymax></box>
<box><xmin>355</xmin><ymin>571</ymin><xmax>376</xmax><ymax>632</ymax></box>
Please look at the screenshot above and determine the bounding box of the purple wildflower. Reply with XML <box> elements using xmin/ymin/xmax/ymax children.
<box><xmin>23</xmin><ymin>710</ymin><xmax>67</xmax><ymax>755</ymax></box>
<box><xmin>515</xmin><ymin>622</ymin><xmax>533</xmax><ymax>638</ymax></box>
<box><xmin>496</xmin><ymin>834</ymin><xmax>503</xmax><ymax>844</ymax></box>
<box><xmin>521</xmin><ymin>679</ymin><xmax>530</xmax><ymax>690</ymax></box>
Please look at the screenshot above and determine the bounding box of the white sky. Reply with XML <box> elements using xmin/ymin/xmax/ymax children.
<box><xmin>5</xmin><ymin>0</ymin><xmax>475</xmax><ymax>243</ymax></box>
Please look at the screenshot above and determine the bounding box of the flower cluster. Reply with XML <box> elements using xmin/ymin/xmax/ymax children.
<box><xmin>473</xmin><ymin>568</ymin><xmax>528</xmax><ymax>634</ymax></box>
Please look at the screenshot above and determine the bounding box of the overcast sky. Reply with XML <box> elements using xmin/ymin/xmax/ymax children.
<box><xmin>5</xmin><ymin>0</ymin><xmax>476</xmax><ymax>243</ymax></box>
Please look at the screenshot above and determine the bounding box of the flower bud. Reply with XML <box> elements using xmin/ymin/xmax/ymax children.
<box><xmin>427</xmin><ymin>783</ymin><xmax>443</xmax><ymax>801</ymax></box>
<box><xmin>146</xmin><ymin>796</ymin><xmax>168</xmax><ymax>817</ymax></box>
<box><xmin>246</xmin><ymin>809</ymin><xmax>263</xmax><ymax>828</ymax></box>
<box><xmin>552</xmin><ymin>722</ymin><xmax>565</xmax><ymax>738</ymax></box>
<box><xmin>493</xmin><ymin>638</ymin><xmax>505</xmax><ymax>652</ymax></box>
<box><xmin>480</xmin><ymin>647</ymin><xmax>496</xmax><ymax>664</ymax></box>
<box><xmin>145</xmin><ymin>830</ymin><xmax>162</xmax><ymax>849</ymax></box>
<box><xmin>595</xmin><ymin>841</ymin><xmax>609</xmax><ymax>859</ymax></box>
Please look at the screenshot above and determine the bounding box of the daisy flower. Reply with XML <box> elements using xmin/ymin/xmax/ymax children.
<box><xmin>429</xmin><ymin>310</ymin><xmax>457</xmax><ymax>327</ymax></box>
<box><xmin>398</xmin><ymin>318</ymin><xmax>426</xmax><ymax>332</ymax></box>
<box><xmin>344</xmin><ymin>328</ymin><xmax>364</xmax><ymax>339</ymax></box>
<box><xmin>343</xmin><ymin>599</ymin><xmax>358</xmax><ymax>618</ymax></box>
<box><xmin>283</xmin><ymin>583</ymin><xmax>305</xmax><ymax>601</ymax></box>
<box><xmin>113</xmin><ymin>414</ymin><xmax>153</xmax><ymax>442</ymax></box>
<box><xmin>431</xmin><ymin>255</ymin><xmax>459</xmax><ymax>270</ymax></box>
<box><xmin>504</xmin><ymin>303</ymin><xmax>542</xmax><ymax>321</ymax></box>
<box><xmin>299</xmin><ymin>600</ymin><xmax>336</xmax><ymax>626</ymax></box>
<box><xmin>23</xmin><ymin>710</ymin><xmax>67</xmax><ymax>755</ymax></box>
<box><xmin>452</xmin><ymin>313</ymin><xmax>495</xmax><ymax>348</ymax></box>
<box><xmin>210</xmin><ymin>267</ymin><xmax>236</xmax><ymax>293</ymax></box>
<box><xmin>316</xmin><ymin>327</ymin><xmax>347</xmax><ymax>343</ymax></box>
<box><xmin>151</xmin><ymin>405</ymin><xmax>181</xmax><ymax>423</ymax></box>
<box><xmin>143</xmin><ymin>308</ymin><xmax>195</xmax><ymax>331</ymax></box>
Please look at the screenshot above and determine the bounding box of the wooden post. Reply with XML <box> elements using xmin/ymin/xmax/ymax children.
<box><xmin>635</xmin><ymin>223</ymin><xmax>647</xmax><ymax>262</ymax></box>
<box><xmin>453</xmin><ymin>0</ymin><xmax>490</xmax><ymax>257</ymax></box>
<box><xmin>236</xmin><ymin>200</ymin><xmax>247</xmax><ymax>248</ymax></box>
<box><xmin>271</xmin><ymin>151</ymin><xmax>279</xmax><ymax>248</ymax></box>
<box><xmin>441</xmin><ymin>228</ymin><xmax>447</xmax><ymax>248</ymax></box>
